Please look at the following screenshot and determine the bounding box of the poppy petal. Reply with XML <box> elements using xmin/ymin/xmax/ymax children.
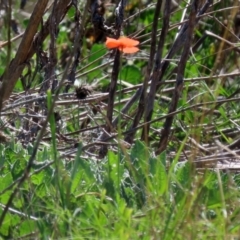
<box><xmin>119</xmin><ymin>37</ymin><xmax>139</xmax><ymax>47</ymax></box>
<box><xmin>121</xmin><ymin>46</ymin><xmax>139</xmax><ymax>53</ymax></box>
<box><xmin>105</xmin><ymin>37</ymin><xmax>120</xmax><ymax>49</ymax></box>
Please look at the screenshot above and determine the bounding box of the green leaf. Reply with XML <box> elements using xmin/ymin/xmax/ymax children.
<box><xmin>0</xmin><ymin>213</ymin><xmax>20</xmax><ymax>236</ymax></box>
<box><xmin>70</xmin><ymin>144</ymin><xmax>84</xmax><ymax>193</ymax></box>
<box><xmin>76</xmin><ymin>148</ymin><xmax>95</xmax><ymax>184</ymax></box>
<box><xmin>131</xmin><ymin>140</ymin><xmax>149</xmax><ymax>162</ymax></box>
<box><xmin>34</xmin><ymin>183</ymin><xmax>47</xmax><ymax>198</ymax></box>
<box><xmin>149</xmin><ymin>154</ymin><xmax>167</xmax><ymax>195</ymax></box>
<box><xmin>11</xmin><ymin>159</ymin><xmax>26</xmax><ymax>180</ymax></box>
<box><xmin>174</xmin><ymin>161</ymin><xmax>191</xmax><ymax>188</ymax></box>
<box><xmin>31</xmin><ymin>171</ymin><xmax>45</xmax><ymax>185</ymax></box>
<box><xmin>119</xmin><ymin>65</ymin><xmax>142</xmax><ymax>84</ymax></box>
<box><xmin>88</xmin><ymin>44</ymin><xmax>107</xmax><ymax>66</ymax></box>
<box><xmin>0</xmin><ymin>172</ymin><xmax>13</xmax><ymax>192</ymax></box>
<box><xmin>19</xmin><ymin>220</ymin><xmax>36</xmax><ymax>236</ymax></box>
<box><xmin>67</xmin><ymin>6</ymin><xmax>75</xmax><ymax>19</ymax></box>
<box><xmin>108</xmin><ymin>151</ymin><xmax>124</xmax><ymax>192</ymax></box>
<box><xmin>14</xmin><ymin>79</ymin><xmax>24</xmax><ymax>91</ymax></box>
<box><xmin>86</xmin><ymin>44</ymin><xmax>107</xmax><ymax>80</ymax></box>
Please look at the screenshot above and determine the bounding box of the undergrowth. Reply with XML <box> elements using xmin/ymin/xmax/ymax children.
<box><xmin>1</xmin><ymin>140</ymin><xmax>240</xmax><ymax>239</ymax></box>
<box><xmin>1</xmin><ymin>0</ymin><xmax>240</xmax><ymax>239</ymax></box>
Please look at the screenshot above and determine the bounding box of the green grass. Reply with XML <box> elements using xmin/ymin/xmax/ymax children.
<box><xmin>1</xmin><ymin>140</ymin><xmax>240</xmax><ymax>239</ymax></box>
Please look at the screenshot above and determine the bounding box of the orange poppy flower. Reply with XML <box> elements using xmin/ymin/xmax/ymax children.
<box><xmin>105</xmin><ymin>36</ymin><xmax>139</xmax><ymax>53</ymax></box>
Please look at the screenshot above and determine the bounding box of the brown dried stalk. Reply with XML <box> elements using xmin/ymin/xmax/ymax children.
<box><xmin>156</xmin><ymin>0</ymin><xmax>199</xmax><ymax>155</ymax></box>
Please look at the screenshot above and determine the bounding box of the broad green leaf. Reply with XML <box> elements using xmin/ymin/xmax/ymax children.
<box><xmin>119</xmin><ymin>65</ymin><xmax>142</xmax><ymax>84</ymax></box>
<box><xmin>88</xmin><ymin>44</ymin><xmax>107</xmax><ymax>66</ymax></box>
<box><xmin>19</xmin><ymin>220</ymin><xmax>36</xmax><ymax>236</ymax></box>
<box><xmin>31</xmin><ymin>171</ymin><xmax>45</xmax><ymax>185</ymax></box>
